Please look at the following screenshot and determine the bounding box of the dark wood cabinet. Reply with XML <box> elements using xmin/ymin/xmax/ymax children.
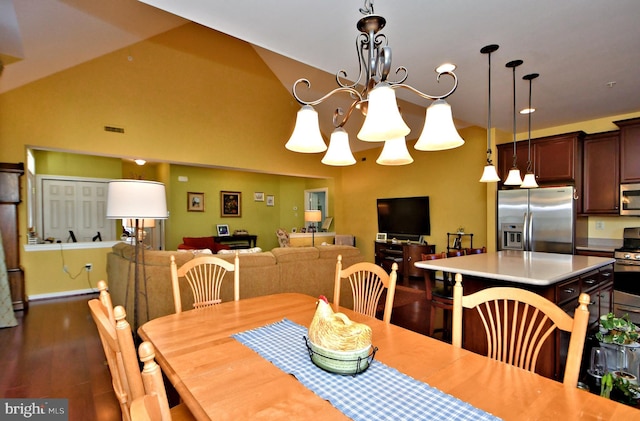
<box><xmin>533</xmin><ymin>132</ymin><xmax>584</xmax><ymax>184</ymax></box>
<box><xmin>582</xmin><ymin>131</ymin><xmax>620</xmax><ymax>214</ymax></box>
<box><xmin>615</xmin><ymin>117</ymin><xmax>640</xmax><ymax>183</ymax></box>
<box><xmin>374</xmin><ymin>241</ymin><xmax>435</xmax><ymax>283</ymax></box>
<box><xmin>0</xmin><ymin>163</ymin><xmax>26</xmax><ymax>311</ymax></box>
<box><xmin>497</xmin><ymin>132</ymin><xmax>584</xmax><ymax>187</ymax></box>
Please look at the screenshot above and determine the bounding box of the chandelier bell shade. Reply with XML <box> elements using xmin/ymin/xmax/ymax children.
<box><xmin>479</xmin><ymin>44</ymin><xmax>501</xmax><ymax>183</ymax></box>
<box><xmin>287</xmin><ymin>0</ymin><xmax>462</xmax><ymax>164</ymax></box>
<box><xmin>376</xmin><ymin>137</ymin><xmax>414</xmax><ymax>165</ymax></box>
<box><xmin>285</xmin><ymin>105</ymin><xmax>327</xmax><ymax>153</ymax></box>
<box><xmin>414</xmin><ymin>99</ymin><xmax>465</xmax><ymax>151</ymax></box>
<box><xmin>322</xmin><ymin>127</ymin><xmax>357</xmax><ymax>166</ymax></box>
<box><xmin>503</xmin><ymin>59</ymin><xmax>524</xmax><ymax>186</ymax></box>
<box><xmin>520</xmin><ymin>72</ymin><xmax>540</xmax><ymax>189</ymax></box>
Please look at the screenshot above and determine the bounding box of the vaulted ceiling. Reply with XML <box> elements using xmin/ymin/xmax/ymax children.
<box><xmin>2</xmin><ymin>0</ymin><xmax>639</xmax><ymax>152</ymax></box>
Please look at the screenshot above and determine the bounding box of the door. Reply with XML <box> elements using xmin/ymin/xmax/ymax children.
<box><xmin>497</xmin><ymin>189</ymin><xmax>528</xmax><ymax>250</ymax></box>
<box><xmin>528</xmin><ymin>187</ymin><xmax>574</xmax><ymax>254</ymax></box>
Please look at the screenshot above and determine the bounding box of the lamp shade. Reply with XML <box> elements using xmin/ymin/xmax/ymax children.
<box><xmin>123</xmin><ymin>218</ymin><xmax>156</xmax><ymax>228</ymax></box>
<box><xmin>520</xmin><ymin>172</ymin><xmax>539</xmax><ymax>188</ymax></box>
<box><xmin>285</xmin><ymin>105</ymin><xmax>327</xmax><ymax>153</ymax></box>
<box><xmin>357</xmin><ymin>82</ymin><xmax>410</xmax><ymax>142</ymax></box>
<box><xmin>106</xmin><ymin>180</ymin><xmax>168</xmax><ymax>219</ymax></box>
<box><xmin>479</xmin><ymin>164</ymin><xmax>501</xmax><ymax>183</ymax></box>
<box><xmin>504</xmin><ymin>168</ymin><xmax>523</xmax><ymax>186</ymax></box>
<box><xmin>304</xmin><ymin>210</ymin><xmax>322</xmax><ymax>223</ymax></box>
<box><xmin>376</xmin><ymin>137</ymin><xmax>414</xmax><ymax>166</ymax></box>
<box><xmin>321</xmin><ymin>128</ymin><xmax>356</xmax><ymax>166</ymax></box>
<box><xmin>414</xmin><ymin>99</ymin><xmax>464</xmax><ymax>151</ymax></box>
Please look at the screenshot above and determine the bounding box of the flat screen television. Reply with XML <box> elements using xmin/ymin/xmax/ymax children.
<box><xmin>377</xmin><ymin>196</ymin><xmax>430</xmax><ymax>240</ymax></box>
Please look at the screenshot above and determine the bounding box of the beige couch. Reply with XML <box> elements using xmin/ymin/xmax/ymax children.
<box><xmin>106</xmin><ymin>242</ymin><xmax>363</xmax><ymax>324</ymax></box>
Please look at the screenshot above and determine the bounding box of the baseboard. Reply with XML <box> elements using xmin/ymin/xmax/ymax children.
<box><xmin>28</xmin><ymin>288</ymin><xmax>98</xmax><ymax>301</ymax></box>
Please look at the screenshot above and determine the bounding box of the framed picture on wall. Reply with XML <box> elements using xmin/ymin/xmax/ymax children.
<box><xmin>221</xmin><ymin>191</ymin><xmax>241</xmax><ymax>217</ymax></box>
<box><xmin>187</xmin><ymin>192</ymin><xmax>205</xmax><ymax>212</ymax></box>
<box><xmin>254</xmin><ymin>192</ymin><xmax>264</xmax><ymax>202</ymax></box>
<box><xmin>266</xmin><ymin>195</ymin><xmax>275</xmax><ymax>207</ymax></box>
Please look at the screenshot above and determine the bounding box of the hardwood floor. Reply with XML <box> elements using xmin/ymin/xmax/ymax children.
<box><xmin>0</xmin><ymin>278</ymin><xmax>438</xmax><ymax>421</ymax></box>
<box><xmin>0</xmin><ymin>294</ymin><xmax>121</xmax><ymax>421</ymax></box>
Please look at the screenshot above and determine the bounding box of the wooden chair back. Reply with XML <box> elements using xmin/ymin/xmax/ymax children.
<box><xmin>170</xmin><ymin>252</ymin><xmax>240</xmax><ymax>314</ymax></box>
<box><xmin>333</xmin><ymin>255</ymin><xmax>398</xmax><ymax>323</ymax></box>
<box><xmin>465</xmin><ymin>247</ymin><xmax>487</xmax><ymax>255</ymax></box>
<box><xmin>447</xmin><ymin>250</ymin><xmax>465</xmax><ymax>257</ymax></box>
<box><xmin>89</xmin><ymin>287</ymin><xmax>145</xmax><ymax>421</ymax></box>
<box><xmin>452</xmin><ymin>274</ymin><xmax>590</xmax><ymax>386</ymax></box>
<box><xmin>420</xmin><ymin>252</ymin><xmax>447</xmax><ymax>301</ymax></box>
<box><xmin>129</xmin><ymin>342</ymin><xmax>173</xmax><ymax>421</ymax></box>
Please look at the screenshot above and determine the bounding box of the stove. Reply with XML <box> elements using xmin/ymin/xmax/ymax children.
<box><xmin>613</xmin><ymin>227</ymin><xmax>640</xmax><ymax>324</ymax></box>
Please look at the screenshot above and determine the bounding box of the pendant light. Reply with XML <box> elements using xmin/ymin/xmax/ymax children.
<box><xmin>520</xmin><ymin>73</ymin><xmax>540</xmax><ymax>188</ymax></box>
<box><xmin>479</xmin><ymin>44</ymin><xmax>500</xmax><ymax>182</ymax></box>
<box><xmin>322</xmin><ymin>127</ymin><xmax>356</xmax><ymax>166</ymax></box>
<box><xmin>376</xmin><ymin>137</ymin><xmax>414</xmax><ymax>165</ymax></box>
<box><xmin>503</xmin><ymin>59</ymin><xmax>524</xmax><ymax>186</ymax></box>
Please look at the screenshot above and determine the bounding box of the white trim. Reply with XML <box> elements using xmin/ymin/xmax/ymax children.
<box><xmin>24</xmin><ymin>240</ymin><xmax>119</xmax><ymax>252</ymax></box>
<box><xmin>29</xmin><ymin>288</ymin><xmax>98</xmax><ymax>301</ymax></box>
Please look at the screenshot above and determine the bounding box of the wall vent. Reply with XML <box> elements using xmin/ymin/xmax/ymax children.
<box><xmin>104</xmin><ymin>125</ymin><xmax>125</xmax><ymax>134</ymax></box>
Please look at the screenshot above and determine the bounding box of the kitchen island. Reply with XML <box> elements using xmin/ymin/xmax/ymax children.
<box><xmin>415</xmin><ymin>250</ymin><xmax>615</xmax><ymax>381</ymax></box>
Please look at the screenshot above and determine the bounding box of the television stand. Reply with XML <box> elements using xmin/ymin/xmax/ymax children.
<box><xmin>374</xmin><ymin>241</ymin><xmax>435</xmax><ymax>283</ymax></box>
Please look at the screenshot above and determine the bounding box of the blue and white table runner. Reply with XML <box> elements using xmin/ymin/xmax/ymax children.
<box><xmin>232</xmin><ymin>318</ymin><xmax>501</xmax><ymax>421</ymax></box>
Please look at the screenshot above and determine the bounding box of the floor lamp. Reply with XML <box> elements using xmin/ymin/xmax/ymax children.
<box><xmin>304</xmin><ymin>210</ymin><xmax>322</xmax><ymax>246</ymax></box>
<box><xmin>106</xmin><ymin>180</ymin><xmax>168</xmax><ymax>333</ymax></box>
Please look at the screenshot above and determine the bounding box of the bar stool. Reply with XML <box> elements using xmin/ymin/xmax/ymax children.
<box><xmin>421</xmin><ymin>252</ymin><xmax>453</xmax><ymax>339</ymax></box>
<box><xmin>465</xmin><ymin>246</ymin><xmax>487</xmax><ymax>255</ymax></box>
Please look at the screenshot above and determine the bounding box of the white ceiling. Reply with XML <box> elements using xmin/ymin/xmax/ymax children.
<box><xmin>2</xmin><ymin>0</ymin><xmax>640</xmax><ymax>152</ymax></box>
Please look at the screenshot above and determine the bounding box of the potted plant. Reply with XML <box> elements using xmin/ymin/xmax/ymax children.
<box><xmin>596</xmin><ymin>313</ymin><xmax>639</xmax><ymax>345</ymax></box>
<box><xmin>600</xmin><ymin>371</ymin><xmax>640</xmax><ymax>406</ymax></box>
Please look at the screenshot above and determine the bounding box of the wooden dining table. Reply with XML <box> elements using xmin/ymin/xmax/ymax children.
<box><xmin>138</xmin><ymin>293</ymin><xmax>637</xmax><ymax>420</ymax></box>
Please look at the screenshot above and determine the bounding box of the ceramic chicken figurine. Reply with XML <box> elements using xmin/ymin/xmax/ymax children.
<box><xmin>308</xmin><ymin>295</ymin><xmax>372</xmax><ymax>351</ymax></box>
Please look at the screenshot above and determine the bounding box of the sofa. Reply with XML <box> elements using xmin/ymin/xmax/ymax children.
<box><xmin>106</xmin><ymin>242</ymin><xmax>363</xmax><ymax>325</ymax></box>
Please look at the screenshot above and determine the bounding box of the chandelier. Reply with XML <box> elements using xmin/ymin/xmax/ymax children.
<box><xmin>285</xmin><ymin>0</ymin><xmax>464</xmax><ymax>166</ymax></box>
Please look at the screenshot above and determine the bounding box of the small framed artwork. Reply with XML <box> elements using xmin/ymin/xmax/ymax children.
<box><xmin>216</xmin><ymin>224</ymin><xmax>230</xmax><ymax>236</ymax></box>
<box><xmin>266</xmin><ymin>195</ymin><xmax>275</xmax><ymax>207</ymax></box>
<box><xmin>254</xmin><ymin>192</ymin><xmax>264</xmax><ymax>202</ymax></box>
<box><xmin>321</xmin><ymin>216</ymin><xmax>333</xmax><ymax>231</ymax></box>
<box><xmin>187</xmin><ymin>192</ymin><xmax>205</xmax><ymax>212</ymax></box>
<box><xmin>376</xmin><ymin>232</ymin><xmax>387</xmax><ymax>242</ymax></box>
<box><xmin>291</xmin><ymin>227</ymin><xmax>297</xmax><ymax>233</ymax></box>
<box><xmin>221</xmin><ymin>191</ymin><xmax>241</xmax><ymax>217</ymax></box>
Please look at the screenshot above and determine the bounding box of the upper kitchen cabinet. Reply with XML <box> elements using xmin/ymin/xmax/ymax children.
<box><xmin>533</xmin><ymin>132</ymin><xmax>584</xmax><ymax>184</ymax></box>
<box><xmin>581</xmin><ymin>131</ymin><xmax>620</xmax><ymax>214</ymax></box>
<box><xmin>497</xmin><ymin>131</ymin><xmax>584</xmax><ymax>187</ymax></box>
<box><xmin>615</xmin><ymin>117</ymin><xmax>640</xmax><ymax>183</ymax></box>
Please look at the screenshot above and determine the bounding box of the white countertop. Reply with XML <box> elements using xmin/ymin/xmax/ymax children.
<box><xmin>414</xmin><ymin>251</ymin><xmax>614</xmax><ymax>286</ymax></box>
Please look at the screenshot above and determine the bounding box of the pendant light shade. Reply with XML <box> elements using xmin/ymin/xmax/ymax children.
<box><xmin>358</xmin><ymin>82</ymin><xmax>410</xmax><ymax>142</ymax></box>
<box><xmin>520</xmin><ymin>72</ymin><xmax>540</xmax><ymax>189</ymax></box>
<box><xmin>321</xmin><ymin>127</ymin><xmax>356</xmax><ymax>166</ymax></box>
<box><xmin>479</xmin><ymin>44</ymin><xmax>500</xmax><ymax>183</ymax></box>
<box><xmin>414</xmin><ymin>99</ymin><xmax>464</xmax><ymax>151</ymax></box>
<box><xmin>480</xmin><ymin>165</ymin><xmax>501</xmax><ymax>182</ymax></box>
<box><xmin>285</xmin><ymin>105</ymin><xmax>327</xmax><ymax>153</ymax></box>
<box><xmin>503</xmin><ymin>59</ymin><xmax>523</xmax><ymax>186</ymax></box>
<box><xmin>376</xmin><ymin>137</ymin><xmax>414</xmax><ymax>165</ymax></box>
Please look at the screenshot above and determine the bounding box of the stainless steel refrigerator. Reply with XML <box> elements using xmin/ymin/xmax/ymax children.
<box><xmin>497</xmin><ymin>186</ymin><xmax>575</xmax><ymax>254</ymax></box>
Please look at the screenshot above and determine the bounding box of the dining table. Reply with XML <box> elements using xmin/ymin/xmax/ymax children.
<box><xmin>137</xmin><ymin>293</ymin><xmax>637</xmax><ymax>420</ymax></box>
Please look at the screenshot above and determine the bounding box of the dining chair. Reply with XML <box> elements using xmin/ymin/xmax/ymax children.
<box><xmin>333</xmin><ymin>254</ymin><xmax>398</xmax><ymax>323</ymax></box>
<box><xmin>465</xmin><ymin>246</ymin><xmax>487</xmax><ymax>255</ymax></box>
<box><xmin>451</xmin><ymin>273</ymin><xmax>591</xmax><ymax>387</ymax></box>
<box><xmin>446</xmin><ymin>249</ymin><xmax>465</xmax><ymax>257</ymax></box>
<box><xmin>420</xmin><ymin>252</ymin><xmax>452</xmax><ymax>338</ymax></box>
<box><xmin>89</xmin><ymin>293</ymin><xmax>194</xmax><ymax>421</ymax></box>
<box><xmin>170</xmin><ymin>252</ymin><xmax>240</xmax><ymax>314</ymax></box>
<box><xmin>130</xmin><ymin>342</ymin><xmax>195</xmax><ymax>421</ymax></box>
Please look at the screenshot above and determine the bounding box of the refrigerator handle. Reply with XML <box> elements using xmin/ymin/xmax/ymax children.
<box><xmin>522</xmin><ymin>212</ymin><xmax>529</xmax><ymax>251</ymax></box>
<box><xmin>527</xmin><ymin>211</ymin><xmax>534</xmax><ymax>251</ymax></box>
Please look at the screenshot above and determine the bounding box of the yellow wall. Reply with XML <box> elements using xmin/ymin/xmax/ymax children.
<box><xmin>2</xmin><ymin>22</ymin><xmax>640</xmax><ymax>299</ymax></box>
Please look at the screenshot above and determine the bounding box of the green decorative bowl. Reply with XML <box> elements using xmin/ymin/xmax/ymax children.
<box><xmin>304</xmin><ymin>337</ymin><xmax>376</xmax><ymax>376</ymax></box>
